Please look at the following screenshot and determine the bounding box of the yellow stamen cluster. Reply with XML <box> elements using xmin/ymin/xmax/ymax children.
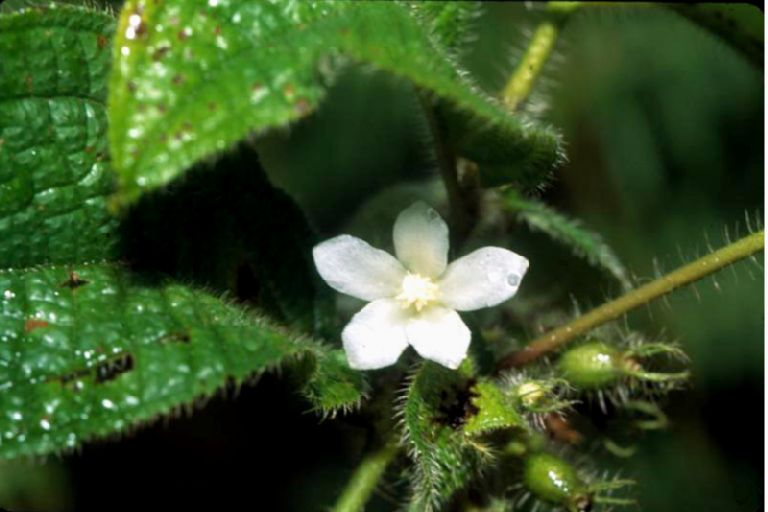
<box><xmin>396</xmin><ymin>273</ymin><xmax>439</xmax><ymax>312</ymax></box>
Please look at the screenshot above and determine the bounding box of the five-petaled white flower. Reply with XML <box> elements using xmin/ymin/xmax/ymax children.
<box><xmin>313</xmin><ymin>202</ymin><xmax>529</xmax><ymax>370</ymax></box>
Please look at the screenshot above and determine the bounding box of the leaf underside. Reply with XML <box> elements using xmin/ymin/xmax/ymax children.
<box><xmin>504</xmin><ymin>189</ymin><xmax>633</xmax><ymax>290</ymax></box>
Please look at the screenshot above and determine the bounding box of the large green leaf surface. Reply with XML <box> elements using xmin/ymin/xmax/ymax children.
<box><xmin>0</xmin><ymin>5</ymin><xmax>117</xmax><ymax>267</ymax></box>
<box><xmin>0</xmin><ymin>262</ymin><xmax>316</xmax><ymax>459</ymax></box>
<box><xmin>108</xmin><ymin>0</ymin><xmax>562</xmax><ymax>204</ymax></box>
<box><xmin>0</xmin><ymin>4</ymin><xmax>366</xmax><ymax>457</ymax></box>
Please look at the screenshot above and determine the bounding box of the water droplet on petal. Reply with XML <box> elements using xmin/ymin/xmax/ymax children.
<box><xmin>507</xmin><ymin>274</ymin><xmax>520</xmax><ymax>287</ymax></box>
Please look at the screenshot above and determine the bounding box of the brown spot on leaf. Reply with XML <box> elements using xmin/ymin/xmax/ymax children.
<box><xmin>24</xmin><ymin>75</ymin><xmax>33</xmax><ymax>92</ymax></box>
<box><xmin>84</xmin><ymin>145</ymin><xmax>94</xmax><ymax>153</ymax></box>
<box><xmin>24</xmin><ymin>319</ymin><xmax>49</xmax><ymax>333</ymax></box>
<box><xmin>97</xmin><ymin>34</ymin><xmax>108</xmax><ymax>49</ymax></box>
<box><xmin>152</xmin><ymin>45</ymin><xmax>170</xmax><ymax>61</ymax></box>
<box><xmin>294</xmin><ymin>98</ymin><xmax>311</xmax><ymax>116</ymax></box>
<box><xmin>172</xmin><ymin>73</ymin><xmax>185</xmax><ymax>85</ymax></box>
<box><xmin>162</xmin><ymin>330</ymin><xmax>191</xmax><ymax>344</ymax></box>
<box><xmin>96</xmin><ymin>353</ymin><xmax>134</xmax><ymax>383</ymax></box>
<box><xmin>207</xmin><ymin>102</ymin><xmax>217</xmax><ymax>111</ymax></box>
<box><xmin>61</xmin><ymin>271</ymin><xmax>89</xmax><ymax>289</ymax></box>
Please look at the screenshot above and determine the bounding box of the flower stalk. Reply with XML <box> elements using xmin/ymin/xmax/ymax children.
<box><xmin>331</xmin><ymin>442</ymin><xmax>400</xmax><ymax>512</ymax></box>
<box><xmin>498</xmin><ymin>230</ymin><xmax>764</xmax><ymax>370</ymax></box>
<box><xmin>501</xmin><ymin>2</ymin><xmax>579</xmax><ymax>111</ymax></box>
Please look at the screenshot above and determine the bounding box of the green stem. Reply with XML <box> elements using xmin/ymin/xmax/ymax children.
<box><xmin>331</xmin><ymin>443</ymin><xmax>400</xmax><ymax>512</ymax></box>
<box><xmin>416</xmin><ymin>90</ymin><xmax>474</xmax><ymax>247</ymax></box>
<box><xmin>497</xmin><ymin>231</ymin><xmax>764</xmax><ymax>370</ymax></box>
<box><xmin>501</xmin><ymin>2</ymin><xmax>579</xmax><ymax>111</ymax></box>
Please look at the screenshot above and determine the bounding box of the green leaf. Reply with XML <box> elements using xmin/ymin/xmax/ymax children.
<box><xmin>504</xmin><ymin>189</ymin><xmax>632</xmax><ymax>290</ymax></box>
<box><xmin>667</xmin><ymin>3</ymin><xmax>763</xmax><ymax>68</ymax></box>
<box><xmin>108</xmin><ymin>0</ymin><xmax>562</xmax><ymax>205</ymax></box>
<box><xmin>0</xmin><ymin>262</ymin><xmax>322</xmax><ymax>459</ymax></box>
<box><xmin>400</xmin><ymin>361</ymin><xmax>489</xmax><ymax>511</ymax></box>
<box><xmin>0</xmin><ymin>5</ymin><xmax>365</xmax><ymax>456</ymax></box>
<box><xmin>462</xmin><ymin>379</ymin><xmax>523</xmax><ymax>436</ymax></box>
<box><xmin>410</xmin><ymin>1</ymin><xmax>482</xmax><ymax>56</ymax></box>
<box><xmin>301</xmin><ymin>349</ymin><xmax>369</xmax><ymax>418</ymax></box>
<box><xmin>436</xmin><ymin>100</ymin><xmax>564</xmax><ymax>192</ymax></box>
<box><xmin>0</xmin><ymin>5</ymin><xmax>118</xmax><ymax>268</ymax></box>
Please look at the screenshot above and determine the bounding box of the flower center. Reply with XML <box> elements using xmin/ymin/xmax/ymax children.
<box><xmin>396</xmin><ymin>273</ymin><xmax>438</xmax><ymax>312</ymax></box>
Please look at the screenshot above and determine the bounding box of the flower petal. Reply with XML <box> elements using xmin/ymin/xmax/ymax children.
<box><xmin>406</xmin><ymin>306</ymin><xmax>471</xmax><ymax>370</ymax></box>
<box><xmin>438</xmin><ymin>247</ymin><xmax>529</xmax><ymax>311</ymax></box>
<box><xmin>342</xmin><ymin>299</ymin><xmax>410</xmax><ymax>370</ymax></box>
<box><xmin>313</xmin><ymin>235</ymin><xmax>406</xmax><ymax>301</ymax></box>
<box><xmin>393</xmin><ymin>202</ymin><xmax>449</xmax><ymax>278</ymax></box>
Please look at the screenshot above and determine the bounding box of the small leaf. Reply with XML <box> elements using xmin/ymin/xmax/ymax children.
<box><xmin>504</xmin><ymin>189</ymin><xmax>632</xmax><ymax>290</ymax></box>
<box><xmin>463</xmin><ymin>379</ymin><xmax>523</xmax><ymax>436</ymax></box>
<box><xmin>0</xmin><ymin>5</ymin><xmax>119</xmax><ymax>268</ymax></box>
<box><xmin>108</xmin><ymin>0</ymin><xmax>562</xmax><ymax>205</ymax></box>
<box><xmin>400</xmin><ymin>361</ymin><xmax>489</xmax><ymax>512</ymax></box>
<box><xmin>0</xmin><ymin>262</ymin><xmax>323</xmax><ymax>459</ymax></box>
<box><xmin>301</xmin><ymin>349</ymin><xmax>369</xmax><ymax>418</ymax></box>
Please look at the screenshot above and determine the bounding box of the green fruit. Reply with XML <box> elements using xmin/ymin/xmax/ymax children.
<box><xmin>524</xmin><ymin>453</ymin><xmax>592</xmax><ymax>511</ymax></box>
<box><xmin>558</xmin><ymin>341</ymin><xmax>621</xmax><ymax>389</ymax></box>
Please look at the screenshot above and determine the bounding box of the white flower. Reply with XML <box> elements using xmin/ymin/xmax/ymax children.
<box><xmin>312</xmin><ymin>202</ymin><xmax>529</xmax><ymax>370</ymax></box>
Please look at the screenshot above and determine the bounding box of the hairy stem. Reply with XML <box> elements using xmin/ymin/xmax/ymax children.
<box><xmin>501</xmin><ymin>2</ymin><xmax>579</xmax><ymax>110</ymax></box>
<box><xmin>497</xmin><ymin>231</ymin><xmax>764</xmax><ymax>370</ymax></box>
<box><xmin>417</xmin><ymin>90</ymin><xmax>475</xmax><ymax>246</ymax></box>
<box><xmin>332</xmin><ymin>442</ymin><xmax>400</xmax><ymax>512</ymax></box>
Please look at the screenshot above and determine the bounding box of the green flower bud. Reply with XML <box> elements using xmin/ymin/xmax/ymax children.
<box><xmin>558</xmin><ymin>341</ymin><xmax>621</xmax><ymax>389</ymax></box>
<box><xmin>523</xmin><ymin>452</ymin><xmax>592</xmax><ymax>512</ymax></box>
<box><xmin>516</xmin><ymin>381</ymin><xmax>547</xmax><ymax>408</ymax></box>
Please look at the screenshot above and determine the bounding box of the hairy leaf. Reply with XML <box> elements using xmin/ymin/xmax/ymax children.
<box><xmin>301</xmin><ymin>349</ymin><xmax>369</xmax><ymax>418</ymax></box>
<box><xmin>0</xmin><ymin>5</ymin><xmax>366</xmax><ymax>457</ymax></box>
<box><xmin>108</xmin><ymin>0</ymin><xmax>562</xmax><ymax>204</ymax></box>
<box><xmin>463</xmin><ymin>379</ymin><xmax>523</xmax><ymax>436</ymax></box>
<box><xmin>0</xmin><ymin>5</ymin><xmax>118</xmax><ymax>268</ymax></box>
<box><xmin>504</xmin><ymin>189</ymin><xmax>632</xmax><ymax>290</ymax></box>
<box><xmin>0</xmin><ymin>262</ymin><xmax>324</xmax><ymax>459</ymax></box>
<box><xmin>400</xmin><ymin>361</ymin><xmax>488</xmax><ymax>511</ymax></box>
<box><xmin>437</xmin><ymin>100</ymin><xmax>563</xmax><ymax>192</ymax></box>
<box><xmin>410</xmin><ymin>1</ymin><xmax>482</xmax><ymax>56</ymax></box>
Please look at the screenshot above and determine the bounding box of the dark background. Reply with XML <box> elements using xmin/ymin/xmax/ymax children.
<box><xmin>0</xmin><ymin>3</ymin><xmax>763</xmax><ymax>511</ymax></box>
